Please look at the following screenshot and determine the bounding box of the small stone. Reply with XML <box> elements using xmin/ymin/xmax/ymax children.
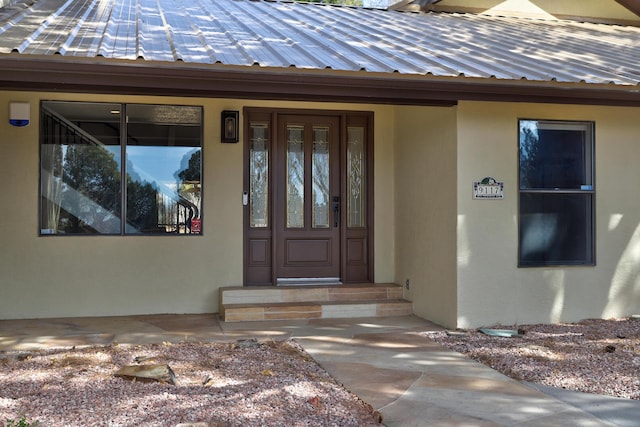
<box><xmin>234</xmin><ymin>338</ymin><xmax>260</xmax><ymax>348</ymax></box>
<box><xmin>16</xmin><ymin>353</ymin><xmax>32</xmax><ymax>362</ymax></box>
<box><xmin>134</xmin><ymin>355</ymin><xmax>157</xmax><ymax>363</ymax></box>
<box><xmin>114</xmin><ymin>364</ymin><xmax>176</xmax><ymax>385</ymax></box>
<box><xmin>175</xmin><ymin>423</ymin><xmax>209</xmax><ymax>427</ymax></box>
<box><xmin>202</xmin><ymin>375</ymin><xmax>215</xmax><ymax>386</ymax></box>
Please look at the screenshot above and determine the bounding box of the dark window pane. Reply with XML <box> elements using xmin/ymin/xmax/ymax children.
<box><xmin>519</xmin><ymin>121</ymin><xmax>591</xmax><ymax>189</ymax></box>
<box><xmin>40</xmin><ymin>101</ymin><xmax>122</xmax><ymax>235</ymax></box>
<box><xmin>519</xmin><ymin>193</ymin><xmax>593</xmax><ymax>265</ymax></box>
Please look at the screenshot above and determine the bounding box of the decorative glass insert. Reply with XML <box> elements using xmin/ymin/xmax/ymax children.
<box><xmin>347</xmin><ymin>126</ymin><xmax>365</xmax><ymax>228</ymax></box>
<box><xmin>40</xmin><ymin>101</ymin><xmax>203</xmax><ymax>235</ymax></box>
<box><xmin>250</xmin><ymin>122</ymin><xmax>269</xmax><ymax>228</ymax></box>
<box><xmin>286</xmin><ymin>125</ymin><xmax>305</xmax><ymax>228</ymax></box>
<box><xmin>518</xmin><ymin>120</ymin><xmax>594</xmax><ymax>266</ymax></box>
<box><xmin>312</xmin><ymin>126</ymin><xmax>330</xmax><ymax>228</ymax></box>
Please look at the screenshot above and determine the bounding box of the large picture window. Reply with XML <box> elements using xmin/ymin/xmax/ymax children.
<box><xmin>40</xmin><ymin>101</ymin><xmax>202</xmax><ymax>235</ymax></box>
<box><xmin>518</xmin><ymin>120</ymin><xmax>594</xmax><ymax>266</ymax></box>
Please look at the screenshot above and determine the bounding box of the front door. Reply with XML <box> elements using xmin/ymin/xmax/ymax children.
<box><xmin>244</xmin><ymin>109</ymin><xmax>372</xmax><ymax>286</ymax></box>
<box><xmin>275</xmin><ymin>115</ymin><xmax>341</xmax><ymax>282</ymax></box>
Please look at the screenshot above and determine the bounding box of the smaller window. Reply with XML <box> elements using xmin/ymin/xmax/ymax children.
<box><xmin>518</xmin><ymin>120</ymin><xmax>595</xmax><ymax>267</ymax></box>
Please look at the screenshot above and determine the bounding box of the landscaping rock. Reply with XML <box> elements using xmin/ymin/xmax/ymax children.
<box><xmin>114</xmin><ymin>363</ymin><xmax>176</xmax><ymax>385</ymax></box>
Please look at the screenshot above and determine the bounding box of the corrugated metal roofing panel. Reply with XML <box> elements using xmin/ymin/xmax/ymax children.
<box><xmin>0</xmin><ymin>0</ymin><xmax>639</xmax><ymax>86</ymax></box>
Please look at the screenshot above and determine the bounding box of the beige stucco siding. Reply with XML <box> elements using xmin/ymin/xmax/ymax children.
<box><xmin>4</xmin><ymin>89</ymin><xmax>638</xmax><ymax>327</ymax></box>
<box><xmin>436</xmin><ymin>0</ymin><xmax>639</xmax><ymax>22</ymax></box>
<box><xmin>457</xmin><ymin>101</ymin><xmax>640</xmax><ymax>328</ymax></box>
<box><xmin>0</xmin><ymin>91</ymin><xmax>395</xmax><ymax>319</ymax></box>
<box><xmin>394</xmin><ymin>106</ymin><xmax>458</xmax><ymax>329</ymax></box>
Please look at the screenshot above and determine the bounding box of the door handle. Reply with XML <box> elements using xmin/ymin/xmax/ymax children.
<box><xmin>333</xmin><ymin>196</ymin><xmax>340</xmax><ymax>227</ymax></box>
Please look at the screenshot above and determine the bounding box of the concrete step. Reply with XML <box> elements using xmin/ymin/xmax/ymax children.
<box><xmin>219</xmin><ymin>283</ymin><xmax>411</xmax><ymax>322</ymax></box>
<box><xmin>220</xmin><ymin>283</ymin><xmax>403</xmax><ymax>305</ymax></box>
<box><xmin>221</xmin><ymin>299</ymin><xmax>413</xmax><ymax>322</ymax></box>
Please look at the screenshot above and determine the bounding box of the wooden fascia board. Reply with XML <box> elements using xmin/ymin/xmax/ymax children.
<box><xmin>0</xmin><ymin>56</ymin><xmax>639</xmax><ymax>107</ymax></box>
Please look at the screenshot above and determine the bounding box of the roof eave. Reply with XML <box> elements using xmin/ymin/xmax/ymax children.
<box><xmin>1</xmin><ymin>56</ymin><xmax>639</xmax><ymax>107</ymax></box>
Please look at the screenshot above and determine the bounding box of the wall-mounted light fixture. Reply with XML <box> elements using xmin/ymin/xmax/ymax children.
<box><xmin>9</xmin><ymin>102</ymin><xmax>30</xmax><ymax>127</ymax></box>
<box><xmin>221</xmin><ymin>110</ymin><xmax>239</xmax><ymax>143</ymax></box>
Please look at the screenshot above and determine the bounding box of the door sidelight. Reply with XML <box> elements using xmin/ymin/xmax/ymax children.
<box><xmin>333</xmin><ymin>196</ymin><xmax>340</xmax><ymax>227</ymax></box>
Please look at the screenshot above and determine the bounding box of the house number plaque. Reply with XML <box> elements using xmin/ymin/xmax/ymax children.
<box><xmin>473</xmin><ymin>177</ymin><xmax>504</xmax><ymax>199</ymax></box>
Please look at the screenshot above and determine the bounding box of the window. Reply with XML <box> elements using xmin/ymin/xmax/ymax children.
<box><xmin>518</xmin><ymin>120</ymin><xmax>594</xmax><ymax>266</ymax></box>
<box><xmin>40</xmin><ymin>101</ymin><xmax>202</xmax><ymax>235</ymax></box>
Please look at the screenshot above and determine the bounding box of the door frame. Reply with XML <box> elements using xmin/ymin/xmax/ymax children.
<box><xmin>242</xmin><ymin>107</ymin><xmax>374</xmax><ymax>286</ymax></box>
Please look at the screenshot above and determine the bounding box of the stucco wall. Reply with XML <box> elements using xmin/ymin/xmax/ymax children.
<box><xmin>457</xmin><ymin>101</ymin><xmax>640</xmax><ymax>328</ymax></box>
<box><xmin>436</xmin><ymin>0</ymin><xmax>639</xmax><ymax>22</ymax></box>
<box><xmin>394</xmin><ymin>106</ymin><xmax>458</xmax><ymax>329</ymax></box>
<box><xmin>0</xmin><ymin>91</ymin><xmax>395</xmax><ymax>319</ymax></box>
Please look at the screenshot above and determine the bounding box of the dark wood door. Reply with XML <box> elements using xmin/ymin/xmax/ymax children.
<box><xmin>274</xmin><ymin>115</ymin><xmax>341</xmax><ymax>281</ymax></box>
<box><xmin>244</xmin><ymin>108</ymin><xmax>373</xmax><ymax>286</ymax></box>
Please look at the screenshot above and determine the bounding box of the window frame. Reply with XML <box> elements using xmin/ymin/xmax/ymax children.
<box><xmin>39</xmin><ymin>100</ymin><xmax>204</xmax><ymax>236</ymax></box>
<box><xmin>517</xmin><ymin>119</ymin><xmax>595</xmax><ymax>267</ymax></box>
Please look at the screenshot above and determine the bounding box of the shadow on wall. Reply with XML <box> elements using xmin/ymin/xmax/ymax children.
<box><xmin>456</xmin><ymin>210</ymin><xmax>640</xmax><ymax>329</ymax></box>
<box><xmin>604</xmin><ymin>214</ymin><xmax>640</xmax><ymax>318</ymax></box>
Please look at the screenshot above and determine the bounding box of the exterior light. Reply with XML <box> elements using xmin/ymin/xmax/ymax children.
<box><xmin>221</xmin><ymin>110</ymin><xmax>239</xmax><ymax>143</ymax></box>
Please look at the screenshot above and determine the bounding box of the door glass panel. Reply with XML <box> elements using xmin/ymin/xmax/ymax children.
<box><xmin>312</xmin><ymin>126</ymin><xmax>330</xmax><ymax>228</ymax></box>
<box><xmin>250</xmin><ymin>122</ymin><xmax>269</xmax><ymax>228</ymax></box>
<box><xmin>347</xmin><ymin>126</ymin><xmax>365</xmax><ymax>228</ymax></box>
<box><xmin>287</xmin><ymin>125</ymin><xmax>304</xmax><ymax>228</ymax></box>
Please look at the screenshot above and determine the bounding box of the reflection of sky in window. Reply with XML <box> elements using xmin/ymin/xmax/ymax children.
<box><xmin>105</xmin><ymin>146</ymin><xmax>121</xmax><ymax>164</ymax></box>
<box><xmin>125</xmin><ymin>146</ymin><xmax>197</xmax><ymax>187</ymax></box>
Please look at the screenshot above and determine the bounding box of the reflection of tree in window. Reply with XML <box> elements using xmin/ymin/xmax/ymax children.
<box><xmin>126</xmin><ymin>176</ymin><xmax>158</xmax><ymax>232</ymax></box>
<box><xmin>61</xmin><ymin>145</ymin><xmax>120</xmax><ymax>233</ymax></box>
<box><xmin>519</xmin><ymin>124</ymin><xmax>540</xmax><ymax>189</ymax></box>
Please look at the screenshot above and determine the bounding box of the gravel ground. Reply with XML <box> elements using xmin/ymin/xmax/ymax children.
<box><xmin>422</xmin><ymin>317</ymin><xmax>640</xmax><ymax>400</ymax></box>
<box><xmin>0</xmin><ymin>339</ymin><xmax>382</xmax><ymax>427</ymax></box>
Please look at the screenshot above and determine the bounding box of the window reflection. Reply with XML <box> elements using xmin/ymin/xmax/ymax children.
<box><xmin>41</xmin><ymin>102</ymin><xmax>122</xmax><ymax>234</ymax></box>
<box><xmin>126</xmin><ymin>104</ymin><xmax>202</xmax><ymax>234</ymax></box>
<box><xmin>40</xmin><ymin>101</ymin><xmax>203</xmax><ymax>235</ymax></box>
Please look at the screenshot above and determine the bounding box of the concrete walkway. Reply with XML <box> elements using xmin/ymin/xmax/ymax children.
<box><xmin>1</xmin><ymin>314</ymin><xmax>637</xmax><ymax>426</ymax></box>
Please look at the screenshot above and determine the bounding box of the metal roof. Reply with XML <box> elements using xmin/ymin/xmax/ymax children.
<box><xmin>0</xmin><ymin>0</ymin><xmax>640</xmax><ymax>87</ymax></box>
